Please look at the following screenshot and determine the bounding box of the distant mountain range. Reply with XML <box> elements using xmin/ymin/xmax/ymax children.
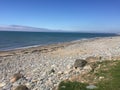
<box><xmin>0</xmin><ymin>25</ymin><xmax>55</xmax><ymax>32</ymax></box>
<box><xmin>0</xmin><ymin>25</ymin><xmax>119</xmax><ymax>33</ymax></box>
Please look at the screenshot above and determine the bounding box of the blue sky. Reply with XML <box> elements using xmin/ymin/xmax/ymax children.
<box><xmin>0</xmin><ymin>0</ymin><xmax>120</xmax><ymax>32</ymax></box>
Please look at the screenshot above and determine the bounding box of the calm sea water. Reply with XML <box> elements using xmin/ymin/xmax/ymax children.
<box><xmin>0</xmin><ymin>31</ymin><xmax>117</xmax><ymax>51</ymax></box>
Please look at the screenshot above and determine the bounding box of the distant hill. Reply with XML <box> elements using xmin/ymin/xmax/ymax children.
<box><xmin>0</xmin><ymin>25</ymin><xmax>53</xmax><ymax>32</ymax></box>
<box><xmin>0</xmin><ymin>25</ymin><xmax>119</xmax><ymax>34</ymax></box>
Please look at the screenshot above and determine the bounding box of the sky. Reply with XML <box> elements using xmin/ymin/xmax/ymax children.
<box><xmin>0</xmin><ymin>0</ymin><xmax>120</xmax><ymax>33</ymax></box>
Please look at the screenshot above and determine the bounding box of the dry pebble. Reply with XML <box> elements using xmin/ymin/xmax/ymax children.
<box><xmin>0</xmin><ymin>36</ymin><xmax>120</xmax><ymax>90</ymax></box>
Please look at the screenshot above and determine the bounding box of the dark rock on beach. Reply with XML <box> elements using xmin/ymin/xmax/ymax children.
<box><xmin>74</xmin><ymin>59</ymin><xmax>87</xmax><ymax>69</ymax></box>
<box><xmin>10</xmin><ymin>73</ymin><xmax>23</xmax><ymax>83</ymax></box>
<box><xmin>14</xmin><ymin>85</ymin><xmax>29</xmax><ymax>90</ymax></box>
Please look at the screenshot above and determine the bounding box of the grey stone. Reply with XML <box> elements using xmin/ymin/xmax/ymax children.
<box><xmin>61</xmin><ymin>85</ymin><xmax>66</xmax><ymax>88</ymax></box>
<box><xmin>86</xmin><ymin>85</ymin><xmax>97</xmax><ymax>89</ymax></box>
<box><xmin>10</xmin><ymin>73</ymin><xmax>23</xmax><ymax>83</ymax></box>
<box><xmin>74</xmin><ymin>59</ymin><xmax>87</xmax><ymax>69</ymax></box>
<box><xmin>0</xmin><ymin>82</ymin><xmax>6</xmax><ymax>88</ymax></box>
<box><xmin>2</xmin><ymin>83</ymin><xmax>12</xmax><ymax>90</ymax></box>
<box><xmin>14</xmin><ymin>85</ymin><xmax>29</xmax><ymax>90</ymax></box>
<box><xmin>50</xmin><ymin>69</ymin><xmax>55</xmax><ymax>74</ymax></box>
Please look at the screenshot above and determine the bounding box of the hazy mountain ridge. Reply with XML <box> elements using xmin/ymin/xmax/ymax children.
<box><xmin>0</xmin><ymin>25</ymin><xmax>119</xmax><ymax>33</ymax></box>
<box><xmin>0</xmin><ymin>25</ymin><xmax>53</xmax><ymax>32</ymax></box>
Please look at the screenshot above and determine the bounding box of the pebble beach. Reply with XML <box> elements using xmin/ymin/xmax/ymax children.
<box><xmin>0</xmin><ymin>36</ymin><xmax>120</xmax><ymax>90</ymax></box>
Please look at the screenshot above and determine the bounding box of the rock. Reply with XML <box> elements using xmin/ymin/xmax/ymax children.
<box><xmin>50</xmin><ymin>69</ymin><xmax>55</xmax><ymax>74</ymax></box>
<box><xmin>10</xmin><ymin>73</ymin><xmax>23</xmax><ymax>83</ymax></box>
<box><xmin>58</xmin><ymin>71</ymin><xmax>63</xmax><ymax>74</ymax></box>
<box><xmin>99</xmin><ymin>76</ymin><xmax>104</xmax><ymax>80</ymax></box>
<box><xmin>74</xmin><ymin>59</ymin><xmax>87</xmax><ymax>69</ymax></box>
<box><xmin>66</xmin><ymin>65</ymin><xmax>72</xmax><ymax>69</ymax></box>
<box><xmin>83</xmin><ymin>65</ymin><xmax>92</xmax><ymax>71</ymax></box>
<box><xmin>57</xmin><ymin>71</ymin><xmax>64</xmax><ymax>76</ymax></box>
<box><xmin>0</xmin><ymin>82</ymin><xmax>6</xmax><ymax>88</ymax></box>
<box><xmin>86</xmin><ymin>85</ymin><xmax>97</xmax><ymax>89</ymax></box>
<box><xmin>31</xmin><ymin>79</ymin><xmax>38</xmax><ymax>83</ymax></box>
<box><xmin>83</xmin><ymin>65</ymin><xmax>92</xmax><ymax>73</ymax></box>
<box><xmin>2</xmin><ymin>83</ymin><xmax>13</xmax><ymax>90</ymax></box>
<box><xmin>51</xmin><ymin>65</ymin><xmax>56</xmax><ymax>68</ymax></box>
<box><xmin>25</xmin><ymin>83</ymin><xmax>30</xmax><ymax>87</ymax></box>
<box><xmin>25</xmin><ymin>82</ymin><xmax>33</xmax><ymax>90</ymax></box>
<box><xmin>14</xmin><ymin>85</ymin><xmax>29</xmax><ymax>90</ymax></box>
<box><xmin>13</xmin><ymin>82</ymin><xmax>20</xmax><ymax>87</ymax></box>
<box><xmin>61</xmin><ymin>85</ymin><xmax>66</xmax><ymax>89</ymax></box>
<box><xmin>45</xmin><ymin>80</ymin><xmax>52</xmax><ymax>87</ymax></box>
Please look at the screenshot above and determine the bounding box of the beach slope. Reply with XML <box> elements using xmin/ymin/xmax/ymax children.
<box><xmin>0</xmin><ymin>36</ymin><xmax>120</xmax><ymax>90</ymax></box>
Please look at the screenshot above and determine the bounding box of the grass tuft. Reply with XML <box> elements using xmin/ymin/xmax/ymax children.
<box><xmin>58</xmin><ymin>81</ymin><xmax>89</xmax><ymax>90</ymax></box>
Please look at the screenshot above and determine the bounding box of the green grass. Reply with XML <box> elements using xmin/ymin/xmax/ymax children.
<box><xmin>96</xmin><ymin>60</ymin><xmax>120</xmax><ymax>90</ymax></box>
<box><xmin>58</xmin><ymin>60</ymin><xmax>120</xmax><ymax>90</ymax></box>
<box><xmin>58</xmin><ymin>81</ymin><xmax>89</xmax><ymax>90</ymax></box>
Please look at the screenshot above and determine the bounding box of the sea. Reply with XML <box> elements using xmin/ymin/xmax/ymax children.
<box><xmin>0</xmin><ymin>31</ymin><xmax>117</xmax><ymax>51</ymax></box>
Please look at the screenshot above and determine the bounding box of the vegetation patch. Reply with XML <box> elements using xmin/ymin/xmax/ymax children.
<box><xmin>58</xmin><ymin>60</ymin><xmax>120</xmax><ymax>90</ymax></box>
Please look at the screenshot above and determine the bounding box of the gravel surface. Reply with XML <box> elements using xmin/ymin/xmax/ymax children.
<box><xmin>0</xmin><ymin>36</ymin><xmax>120</xmax><ymax>90</ymax></box>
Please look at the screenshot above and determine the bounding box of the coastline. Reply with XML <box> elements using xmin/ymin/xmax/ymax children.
<box><xmin>0</xmin><ymin>35</ymin><xmax>118</xmax><ymax>57</ymax></box>
<box><xmin>0</xmin><ymin>31</ymin><xmax>118</xmax><ymax>52</ymax></box>
<box><xmin>0</xmin><ymin>37</ymin><xmax>96</xmax><ymax>57</ymax></box>
<box><xmin>0</xmin><ymin>36</ymin><xmax>120</xmax><ymax>90</ymax></box>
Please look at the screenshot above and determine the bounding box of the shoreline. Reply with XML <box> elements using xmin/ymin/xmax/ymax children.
<box><xmin>0</xmin><ymin>34</ymin><xmax>118</xmax><ymax>52</ymax></box>
<box><xmin>0</xmin><ymin>35</ymin><xmax>118</xmax><ymax>57</ymax></box>
<box><xmin>0</xmin><ymin>36</ymin><xmax>120</xmax><ymax>90</ymax></box>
